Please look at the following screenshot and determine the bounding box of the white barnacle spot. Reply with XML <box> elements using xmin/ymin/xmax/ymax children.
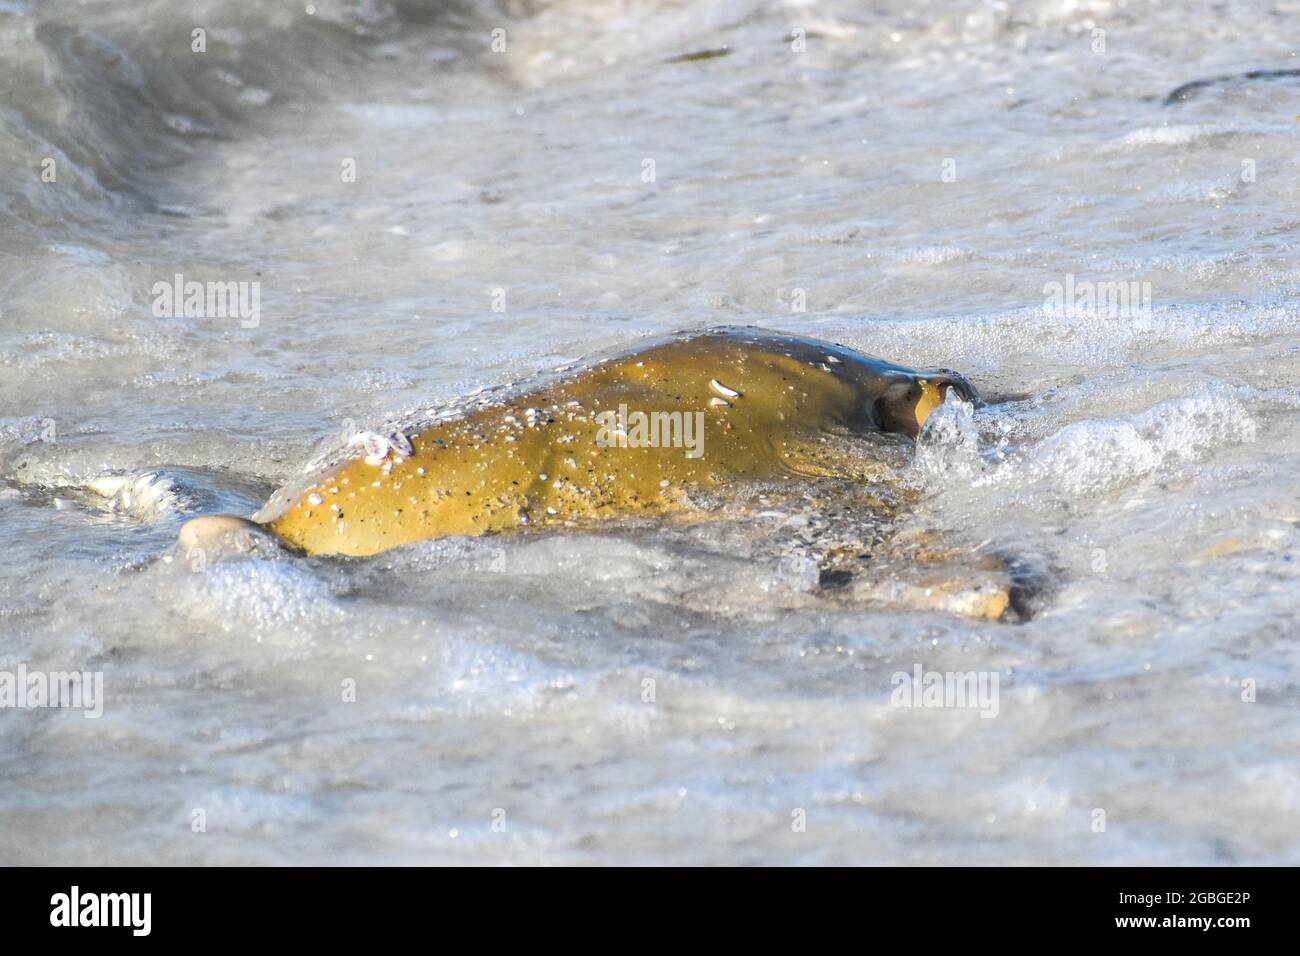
<box><xmin>307</xmin><ymin>492</ymin><xmax>324</xmax><ymax>506</ymax></box>
<box><xmin>710</xmin><ymin>378</ymin><xmax>741</xmax><ymax>399</ymax></box>
<box><xmin>372</xmin><ymin>480</ymin><xmax>382</xmax><ymax>488</ymax></box>
<box><xmin>825</xmin><ymin>355</ymin><xmax>841</xmax><ymax>364</ymax></box>
<box><xmin>660</xmin><ymin>479</ymin><xmax>671</xmax><ymax>488</ymax></box>
<box><xmin>356</xmin><ymin>431</ymin><xmax>391</xmax><ymax>465</ymax></box>
<box><xmin>329</xmin><ymin>486</ymin><xmax>339</xmax><ymax>494</ymax></box>
<box><xmin>389</xmin><ymin>432</ymin><xmax>414</xmax><ymax>457</ymax></box>
<box><xmin>382</xmin><ymin>461</ymin><xmax>394</xmax><ymax>474</ymax></box>
<box><xmin>416</xmin><ymin>466</ymin><xmax>426</xmax><ymax>475</ymax></box>
<box><xmin>709</xmin><ymin>396</ymin><xmax>731</xmax><ymax>408</ymax></box>
<box><xmin>539</xmin><ymin>473</ymin><xmax>548</xmax><ymax>481</ymax></box>
<box><xmin>546</xmin><ymin>506</ymin><xmax>558</xmax><ymax>515</ymax></box>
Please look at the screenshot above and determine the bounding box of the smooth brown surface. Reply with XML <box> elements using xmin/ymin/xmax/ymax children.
<box><xmin>258</xmin><ymin>328</ymin><xmax>973</xmax><ymax>556</ymax></box>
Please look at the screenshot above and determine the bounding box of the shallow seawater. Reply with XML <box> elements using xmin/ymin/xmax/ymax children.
<box><xmin>2</xmin><ymin>0</ymin><xmax>1299</xmax><ymax>864</ymax></box>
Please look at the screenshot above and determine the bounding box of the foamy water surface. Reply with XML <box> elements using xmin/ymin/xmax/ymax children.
<box><xmin>2</xmin><ymin>0</ymin><xmax>1299</xmax><ymax>864</ymax></box>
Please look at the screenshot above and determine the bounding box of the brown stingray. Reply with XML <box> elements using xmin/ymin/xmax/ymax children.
<box><xmin>179</xmin><ymin>327</ymin><xmax>977</xmax><ymax>560</ymax></box>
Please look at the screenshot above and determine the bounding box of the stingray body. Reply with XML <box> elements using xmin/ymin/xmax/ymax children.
<box><xmin>180</xmin><ymin>327</ymin><xmax>975</xmax><ymax>558</ymax></box>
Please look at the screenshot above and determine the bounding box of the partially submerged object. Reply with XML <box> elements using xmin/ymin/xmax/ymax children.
<box><xmin>181</xmin><ymin>326</ymin><xmax>974</xmax><ymax>553</ymax></box>
<box><xmin>1165</xmin><ymin>67</ymin><xmax>1300</xmax><ymax>104</ymax></box>
<box><xmin>175</xmin><ymin>327</ymin><xmax>1017</xmax><ymax>618</ymax></box>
